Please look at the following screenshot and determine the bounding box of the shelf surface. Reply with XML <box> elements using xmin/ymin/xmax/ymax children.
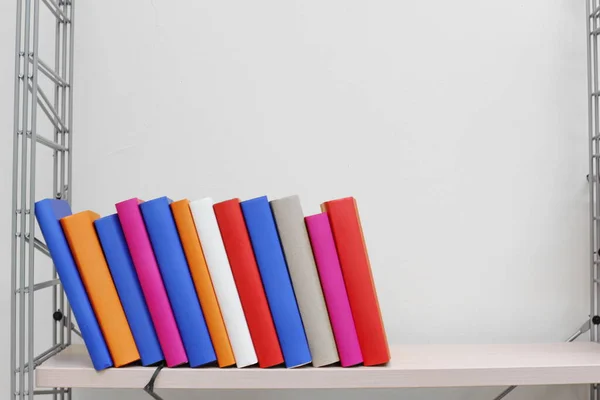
<box><xmin>36</xmin><ymin>342</ymin><xmax>600</xmax><ymax>389</ymax></box>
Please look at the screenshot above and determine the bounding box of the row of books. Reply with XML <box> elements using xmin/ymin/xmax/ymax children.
<box><xmin>35</xmin><ymin>195</ymin><xmax>389</xmax><ymax>370</ymax></box>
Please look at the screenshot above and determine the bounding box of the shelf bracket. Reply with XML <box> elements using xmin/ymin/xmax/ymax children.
<box><xmin>16</xmin><ymin>344</ymin><xmax>62</xmax><ymax>373</ymax></box>
<box><xmin>143</xmin><ymin>363</ymin><xmax>166</xmax><ymax>400</ymax></box>
<box><xmin>53</xmin><ymin>310</ymin><xmax>82</xmax><ymax>338</ymax></box>
<box><xmin>491</xmin><ymin>319</ymin><xmax>591</xmax><ymax>400</ymax></box>
<box><xmin>63</xmin><ymin>317</ymin><xmax>81</xmax><ymax>339</ymax></box>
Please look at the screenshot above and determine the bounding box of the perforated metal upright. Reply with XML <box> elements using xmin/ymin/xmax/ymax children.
<box><xmin>589</xmin><ymin>0</ymin><xmax>600</xmax><ymax>399</ymax></box>
<box><xmin>11</xmin><ymin>0</ymin><xmax>76</xmax><ymax>399</ymax></box>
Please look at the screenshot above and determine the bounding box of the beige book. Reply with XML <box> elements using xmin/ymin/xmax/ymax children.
<box><xmin>270</xmin><ymin>195</ymin><xmax>339</xmax><ymax>367</ymax></box>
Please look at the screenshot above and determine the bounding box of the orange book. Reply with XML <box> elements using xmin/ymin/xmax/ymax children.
<box><xmin>171</xmin><ymin>199</ymin><xmax>235</xmax><ymax>367</ymax></box>
<box><xmin>60</xmin><ymin>211</ymin><xmax>139</xmax><ymax>367</ymax></box>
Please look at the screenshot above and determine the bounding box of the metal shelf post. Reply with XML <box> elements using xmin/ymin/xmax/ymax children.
<box><xmin>588</xmin><ymin>0</ymin><xmax>600</xmax><ymax>399</ymax></box>
<box><xmin>11</xmin><ymin>0</ymin><xmax>75</xmax><ymax>399</ymax></box>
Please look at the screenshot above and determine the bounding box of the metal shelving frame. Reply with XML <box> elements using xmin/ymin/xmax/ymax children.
<box><xmin>588</xmin><ymin>1</ymin><xmax>600</xmax><ymax>400</ymax></box>
<box><xmin>11</xmin><ymin>0</ymin><xmax>75</xmax><ymax>399</ymax></box>
<box><xmin>8</xmin><ymin>1</ymin><xmax>599</xmax><ymax>400</ymax></box>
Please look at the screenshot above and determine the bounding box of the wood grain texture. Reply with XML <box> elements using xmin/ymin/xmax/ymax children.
<box><xmin>36</xmin><ymin>342</ymin><xmax>600</xmax><ymax>389</ymax></box>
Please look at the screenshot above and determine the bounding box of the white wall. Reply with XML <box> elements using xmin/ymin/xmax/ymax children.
<box><xmin>0</xmin><ymin>0</ymin><xmax>592</xmax><ymax>399</ymax></box>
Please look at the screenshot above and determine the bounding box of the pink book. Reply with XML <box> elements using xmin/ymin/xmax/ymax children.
<box><xmin>116</xmin><ymin>198</ymin><xmax>187</xmax><ymax>367</ymax></box>
<box><xmin>305</xmin><ymin>213</ymin><xmax>362</xmax><ymax>367</ymax></box>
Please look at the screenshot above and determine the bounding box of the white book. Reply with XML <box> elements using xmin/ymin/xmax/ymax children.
<box><xmin>189</xmin><ymin>198</ymin><xmax>257</xmax><ymax>368</ymax></box>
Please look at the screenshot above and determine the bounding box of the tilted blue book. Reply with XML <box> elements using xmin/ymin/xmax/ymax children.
<box><xmin>34</xmin><ymin>199</ymin><xmax>113</xmax><ymax>371</ymax></box>
<box><xmin>95</xmin><ymin>214</ymin><xmax>164</xmax><ymax>366</ymax></box>
<box><xmin>240</xmin><ymin>196</ymin><xmax>312</xmax><ymax>368</ymax></box>
<box><xmin>139</xmin><ymin>196</ymin><xmax>216</xmax><ymax>367</ymax></box>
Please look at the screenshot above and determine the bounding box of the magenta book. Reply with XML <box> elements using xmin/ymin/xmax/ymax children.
<box><xmin>305</xmin><ymin>213</ymin><xmax>362</xmax><ymax>367</ymax></box>
<box><xmin>116</xmin><ymin>198</ymin><xmax>187</xmax><ymax>367</ymax></box>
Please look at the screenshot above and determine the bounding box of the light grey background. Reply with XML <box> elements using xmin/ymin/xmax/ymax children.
<box><xmin>0</xmin><ymin>0</ymin><xmax>591</xmax><ymax>399</ymax></box>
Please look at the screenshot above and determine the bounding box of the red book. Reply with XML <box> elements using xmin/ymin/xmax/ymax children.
<box><xmin>213</xmin><ymin>199</ymin><xmax>283</xmax><ymax>368</ymax></box>
<box><xmin>321</xmin><ymin>197</ymin><xmax>390</xmax><ymax>366</ymax></box>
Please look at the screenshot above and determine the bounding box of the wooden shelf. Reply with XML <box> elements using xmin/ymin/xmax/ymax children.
<box><xmin>36</xmin><ymin>342</ymin><xmax>600</xmax><ymax>390</ymax></box>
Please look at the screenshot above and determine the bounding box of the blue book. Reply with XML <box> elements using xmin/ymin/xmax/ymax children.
<box><xmin>240</xmin><ymin>196</ymin><xmax>312</xmax><ymax>368</ymax></box>
<box><xmin>139</xmin><ymin>197</ymin><xmax>216</xmax><ymax>367</ymax></box>
<box><xmin>95</xmin><ymin>214</ymin><xmax>164</xmax><ymax>366</ymax></box>
<box><xmin>34</xmin><ymin>199</ymin><xmax>113</xmax><ymax>371</ymax></box>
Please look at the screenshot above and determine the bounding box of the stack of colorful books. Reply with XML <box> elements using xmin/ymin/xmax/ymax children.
<box><xmin>35</xmin><ymin>195</ymin><xmax>389</xmax><ymax>370</ymax></box>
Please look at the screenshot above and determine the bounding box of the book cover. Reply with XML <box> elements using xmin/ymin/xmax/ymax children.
<box><xmin>241</xmin><ymin>196</ymin><xmax>311</xmax><ymax>368</ymax></box>
<box><xmin>270</xmin><ymin>196</ymin><xmax>339</xmax><ymax>367</ymax></box>
<box><xmin>189</xmin><ymin>198</ymin><xmax>257</xmax><ymax>368</ymax></box>
<box><xmin>321</xmin><ymin>197</ymin><xmax>390</xmax><ymax>366</ymax></box>
<box><xmin>95</xmin><ymin>214</ymin><xmax>164</xmax><ymax>366</ymax></box>
<box><xmin>61</xmin><ymin>211</ymin><xmax>140</xmax><ymax>367</ymax></box>
<box><xmin>171</xmin><ymin>199</ymin><xmax>234</xmax><ymax>368</ymax></box>
<box><xmin>34</xmin><ymin>199</ymin><xmax>113</xmax><ymax>371</ymax></box>
<box><xmin>140</xmin><ymin>197</ymin><xmax>216</xmax><ymax>367</ymax></box>
<box><xmin>213</xmin><ymin>198</ymin><xmax>283</xmax><ymax>368</ymax></box>
<box><xmin>305</xmin><ymin>213</ymin><xmax>363</xmax><ymax>367</ymax></box>
<box><xmin>115</xmin><ymin>198</ymin><xmax>187</xmax><ymax>367</ymax></box>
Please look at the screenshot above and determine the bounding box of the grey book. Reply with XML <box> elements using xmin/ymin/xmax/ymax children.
<box><xmin>270</xmin><ymin>195</ymin><xmax>339</xmax><ymax>367</ymax></box>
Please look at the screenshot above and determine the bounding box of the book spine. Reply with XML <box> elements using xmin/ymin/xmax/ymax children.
<box><xmin>61</xmin><ymin>211</ymin><xmax>140</xmax><ymax>367</ymax></box>
<box><xmin>34</xmin><ymin>199</ymin><xmax>113</xmax><ymax>371</ymax></box>
<box><xmin>213</xmin><ymin>199</ymin><xmax>283</xmax><ymax>368</ymax></box>
<box><xmin>95</xmin><ymin>214</ymin><xmax>164</xmax><ymax>366</ymax></box>
<box><xmin>270</xmin><ymin>196</ymin><xmax>339</xmax><ymax>367</ymax></box>
<box><xmin>140</xmin><ymin>197</ymin><xmax>216</xmax><ymax>367</ymax></box>
<box><xmin>322</xmin><ymin>197</ymin><xmax>390</xmax><ymax>366</ymax></box>
<box><xmin>116</xmin><ymin>198</ymin><xmax>187</xmax><ymax>367</ymax></box>
<box><xmin>171</xmin><ymin>199</ymin><xmax>235</xmax><ymax>367</ymax></box>
<box><xmin>241</xmin><ymin>196</ymin><xmax>312</xmax><ymax>368</ymax></box>
<box><xmin>189</xmin><ymin>198</ymin><xmax>257</xmax><ymax>368</ymax></box>
<box><xmin>305</xmin><ymin>213</ymin><xmax>363</xmax><ymax>367</ymax></box>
